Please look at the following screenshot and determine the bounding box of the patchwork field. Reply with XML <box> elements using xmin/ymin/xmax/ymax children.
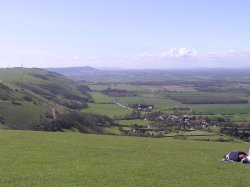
<box><xmin>1</xmin><ymin>130</ymin><xmax>250</xmax><ymax>187</ymax></box>
<box><xmin>88</xmin><ymin>83</ymin><xmax>250</xmax><ymax>122</ymax></box>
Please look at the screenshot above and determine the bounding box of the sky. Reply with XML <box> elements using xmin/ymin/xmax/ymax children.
<box><xmin>0</xmin><ymin>0</ymin><xmax>250</xmax><ymax>69</ymax></box>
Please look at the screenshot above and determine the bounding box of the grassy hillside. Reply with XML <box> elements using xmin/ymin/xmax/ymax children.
<box><xmin>0</xmin><ymin>67</ymin><xmax>91</xmax><ymax>128</ymax></box>
<box><xmin>0</xmin><ymin>129</ymin><xmax>250</xmax><ymax>187</ymax></box>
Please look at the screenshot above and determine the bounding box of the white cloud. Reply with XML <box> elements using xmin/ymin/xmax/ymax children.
<box><xmin>72</xmin><ymin>55</ymin><xmax>80</xmax><ymax>60</ymax></box>
<box><xmin>206</xmin><ymin>49</ymin><xmax>250</xmax><ymax>57</ymax></box>
<box><xmin>168</xmin><ymin>48</ymin><xmax>197</xmax><ymax>57</ymax></box>
<box><xmin>135</xmin><ymin>48</ymin><xmax>198</xmax><ymax>60</ymax></box>
<box><xmin>122</xmin><ymin>48</ymin><xmax>250</xmax><ymax>68</ymax></box>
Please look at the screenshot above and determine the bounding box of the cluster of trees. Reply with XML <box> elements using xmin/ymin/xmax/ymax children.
<box><xmin>78</xmin><ymin>84</ymin><xmax>90</xmax><ymax>94</ymax></box>
<box><xmin>10</xmin><ymin>111</ymin><xmax>114</xmax><ymax>134</ymax></box>
<box><xmin>220</xmin><ymin>125</ymin><xmax>250</xmax><ymax>142</ymax></box>
<box><xmin>102</xmin><ymin>87</ymin><xmax>136</xmax><ymax>97</ymax></box>
<box><xmin>171</xmin><ymin>96</ymin><xmax>248</xmax><ymax>104</ymax></box>
<box><xmin>122</xmin><ymin>110</ymin><xmax>162</xmax><ymax>121</ymax></box>
<box><xmin>120</xmin><ymin>110</ymin><xmax>142</xmax><ymax>120</ymax></box>
<box><xmin>60</xmin><ymin>91</ymin><xmax>91</xmax><ymax>110</ymax></box>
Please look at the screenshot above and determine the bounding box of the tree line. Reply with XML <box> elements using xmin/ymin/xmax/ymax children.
<box><xmin>10</xmin><ymin>111</ymin><xmax>114</xmax><ymax>134</ymax></box>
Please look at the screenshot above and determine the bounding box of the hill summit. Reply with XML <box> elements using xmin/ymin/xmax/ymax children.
<box><xmin>46</xmin><ymin>66</ymin><xmax>98</xmax><ymax>75</ymax></box>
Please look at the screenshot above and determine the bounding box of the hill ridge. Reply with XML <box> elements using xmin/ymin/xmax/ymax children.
<box><xmin>0</xmin><ymin>67</ymin><xmax>91</xmax><ymax>127</ymax></box>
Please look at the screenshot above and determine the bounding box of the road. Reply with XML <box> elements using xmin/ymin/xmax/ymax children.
<box><xmin>112</xmin><ymin>97</ymin><xmax>132</xmax><ymax>110</ymax></box>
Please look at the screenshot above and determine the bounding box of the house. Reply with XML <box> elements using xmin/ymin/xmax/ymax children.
<box><xmin>134</xmin><ymin>104</ymin><xmax>154</xmax><ymax>110</ymax></box>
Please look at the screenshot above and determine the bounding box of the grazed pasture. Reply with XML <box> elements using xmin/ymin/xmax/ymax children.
<box><xmin>1</xmin><ymin>130</ymin><xmax>250</xmax><ymax>187</ymax></box>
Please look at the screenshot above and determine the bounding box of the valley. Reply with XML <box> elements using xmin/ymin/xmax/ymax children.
<box><xmin>1</xmin><ymin>67</ymin><xmax>250</xmax><ymax>186</ymax></box>
<box><xmin>1</xmin><ymin>67</ymin><xmax>250</xmax><ymax>142</ymax></box>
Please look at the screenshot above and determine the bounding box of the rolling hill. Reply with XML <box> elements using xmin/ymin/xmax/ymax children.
<box><xmin>0</xmin><ymin>67</ymin><xmax>92</xmax><ymax>128</ymax></box>
<box><xmin>46</xmin><ymin>66</ymin><xmax>98</xmax><ymax>76</ymax></box>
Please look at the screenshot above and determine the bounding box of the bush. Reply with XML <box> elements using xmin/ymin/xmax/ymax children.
<box><xmin>32</xmin><ymin>112</ymin><xmax>113</xmax><ymax>134</ymax></box>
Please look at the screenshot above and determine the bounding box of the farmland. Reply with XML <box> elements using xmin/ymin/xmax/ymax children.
<box><xmin>65</xmin><ymin>69</ymin><xmax>250</xmax><ymax>141</ymax></box>
<box><xmin>80</xmin><ymin>69</ymin><xmax>250</xmax><ymax>122</ymax></box>
<box><xmin>1</xmin><ymin>129</ymin><xmax>250</xmax><ymax>187</ymax></box>
<box><xmin>86</xmin><ymin>84</ymin><xmax>250</xmax><ymax>122</ymax></box>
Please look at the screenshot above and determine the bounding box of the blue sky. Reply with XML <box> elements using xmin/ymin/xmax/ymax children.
<box><xmin>0</xmin><ymin>0</ymin><xmax>250</xmax><ymax>69</ymax></box>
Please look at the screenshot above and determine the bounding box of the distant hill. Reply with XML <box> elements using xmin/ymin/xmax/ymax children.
<box><xmin>0</xmin><ymin>67</ymin><xmax>92</xmax><ymax>128</ymax></box>
<box><xmin>46</xmin><ymin>66</ymin><xmax>98</xmax><ymax>75</ymax></box>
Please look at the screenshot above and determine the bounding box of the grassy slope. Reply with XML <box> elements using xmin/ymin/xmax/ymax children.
<box><xmin>0</xmin><ymin>68</ymin><xmax>88</xmax><ymax>100</ymax></box>
<box><xmin>0</xmin><ymin>102</ymin><xmax>44</xmax><ymax>126</ymax></box>
<box><xmin>0</xmin><ymin>68</ymin><xmax>90</xmax><ymax>127</ymax></box>
<box><xmin>0</xmin><ymin>129</ymin><xmax>250</xmax><ymax>187</ymax></box>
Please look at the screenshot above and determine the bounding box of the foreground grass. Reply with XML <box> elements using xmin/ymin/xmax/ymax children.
<box><xmin>0</xmin><ymin>130</ymin><xmax>250</xmax><ymax>187</ymax></box>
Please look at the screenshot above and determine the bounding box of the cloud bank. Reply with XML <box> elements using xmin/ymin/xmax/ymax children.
<box><xmin>124</xmin><ymin>48</ymin><xmax>250</xmax><ymax>69</ymax></box>
<box><xmin>1</xmin><ymin>48</ymin><xmax>250</xmax><ymax>69</ymax></box>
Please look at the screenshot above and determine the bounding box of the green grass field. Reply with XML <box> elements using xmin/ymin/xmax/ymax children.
<box><xmin>191</xmin><ymin>104</ymin><xmax>250</xmax><ymax>115</ymax></box>
<box><xmin>89</xmin><ymin>82</ymin><xmax>250</xmax><ymax>118</ymax></box>
<box><xmin>88</xmin><ymin>84</ymin><xmax>110</xmax><ymax>91</ymax></box>
<box><xmin>1</xmin><ymin>129</ymin><xmax>250</xmax><ymax>187</ymax></box>
<box><xmin>115</xmin><ymin>96</ymin><xmax>250</xmax><ymax>112</ymax></box>
<box><xmin>82</xmin><ymin>103</ymin><xmax>132</xmax><ymax>117</ymax></box>
<box><xmin>164</xmin><ymin>130</ymin><xmax>239</xmax><ymax>142</ymax></box>
<box><xmin>90</xmin><ymin>91</ymin><xmax>113</xmax><ymax>103</ymax></box>
<box><xmin>114</xmin><ymin>95</ymin><xmax>250</xmax><ymax>121</ymax></box>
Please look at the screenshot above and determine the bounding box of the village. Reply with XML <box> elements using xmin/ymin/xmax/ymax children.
<box><xmin>120</xmin><ymin>104</ymin><xmax>218</xmax><ymax>137</ymax></box>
